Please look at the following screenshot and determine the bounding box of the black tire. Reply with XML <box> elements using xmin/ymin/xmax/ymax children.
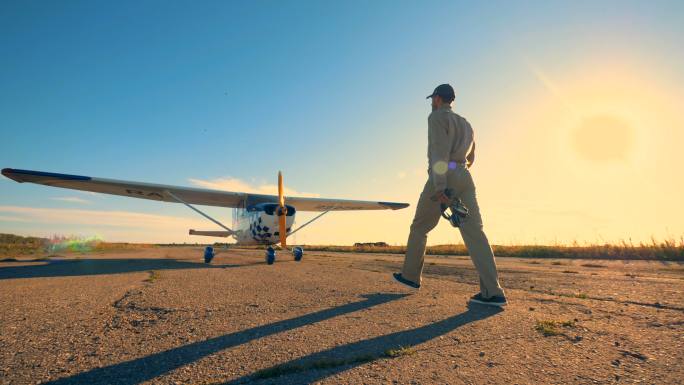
<box><xmin>293</xmin><ymin>247</ymin><xmax>303</xmax><ymax>262</ymax></box>
<box><xmin>266</xmin><ymin>247</ymin><xmax>276</xmax><ymax>265</ymax></box>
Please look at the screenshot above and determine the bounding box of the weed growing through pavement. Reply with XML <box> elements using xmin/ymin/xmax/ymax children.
<box><xmin>254</xmin><ymin>354</ymin><xmax>375</xmax><ymax>379</ymax></box>
<box><xmin>144</xmin><ymin>270</ymin><xmax>160</xmax><ymax>283</ymax></box>
<box><xmin>535</xmin><ymin>320</ymin><xmax>576</xmax><ymax>336</ymax></box>
<box><xmin>385</xmin><ymin>346</ymin><xmax>416</xmax><ymax>358</ymax></box>
<box><xmin>254</xmin><ymin>346</ymin><xmax>416</xmax><ymax>379</ymax></box>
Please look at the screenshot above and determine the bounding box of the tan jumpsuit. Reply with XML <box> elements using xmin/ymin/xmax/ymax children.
<box><xmin>401</xmin><ymin>104</ymin><xmax>505</xmax><ymax>298</ymax></box>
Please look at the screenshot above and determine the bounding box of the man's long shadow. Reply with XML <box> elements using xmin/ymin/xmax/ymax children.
<box><xmin>225</xmin><ymin>304</ymin><xmax>502</xmax><ymax>384</ymax></box>
<box><xmin>0</xmin><ymin>258</ymin><xmax>249</xmax><ymax>280</ymax></box>
<box><xmin>46</xmin><ymin>293</ymin><xmax>408</xmax><ymax>385</ymax></box>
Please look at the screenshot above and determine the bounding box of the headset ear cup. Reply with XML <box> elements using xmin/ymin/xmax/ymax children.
<box><xmin>449</xmin><ymin>208</ymin><xmax>461</xmax><ymax>227</ymax></box>
<box><xmin>440</xmin><ymin>204</ymin><xmax>450</xmax><ymax>221</ymax></box>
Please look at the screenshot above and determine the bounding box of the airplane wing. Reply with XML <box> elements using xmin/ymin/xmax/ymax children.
<box><xmin>1</xmin><ymin>168</ymin><xmax>409</xmax><ymax>211</ymax></box>
<box><xmin>1</xmin><ymin>168</ymin><xmax>246</xmax><ymax>208</ymax></box>
<box><xmin>284</xmin><ymin>196</ymin><xmax>408</xmax><ymax>211</ymax></box>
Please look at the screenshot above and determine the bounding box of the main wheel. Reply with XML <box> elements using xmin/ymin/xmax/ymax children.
<box><xmin>266</xmin><ymin>247</ymin><xmax>276</xmax><ymax>265</ymax></box>
<box><xmin>293</xmin><ymin>246</ymin><xmax>304</xmax><ymax>262</ymax></box>
<box><xmin>204</xmin><ymin>246</ymin><xmax>214</xmax><ymax>264</ymax></box>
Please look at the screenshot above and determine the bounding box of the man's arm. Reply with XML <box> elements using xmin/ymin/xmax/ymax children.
<box><xmin>466</xmin><ymin>141</ymin><xmax>475</xmax><ymax>168</ymax></box>
<box><xmin>428</xmin><ymin>113</ymin><xmax>454</xmax><ymax>193</ymax></box>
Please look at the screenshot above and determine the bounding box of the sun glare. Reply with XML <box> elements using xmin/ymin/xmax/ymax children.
<box><xmin>529</xmin><ymin>59</ymin><xmax>681</xmax><ymax>177</ymax></box>
<box><xmin>481</xmin><ymin>57</ymin><xmax>684</xmax><ymax>244</ymax></box>
<box><xmin>572</xmin><ymin>115</ymin><xmax>634</xmax><ymax>162</ymax></box>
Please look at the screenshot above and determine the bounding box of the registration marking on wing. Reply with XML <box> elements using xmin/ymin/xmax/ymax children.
<box><xmin>314</xmin><ymin>205</ymin><xmax>367</xmax><ymax>210</ymax></box>
<box><xmin>124</xmin><ymin>189</ymin><xmax>164</xmax><ymax>199</ymax></box>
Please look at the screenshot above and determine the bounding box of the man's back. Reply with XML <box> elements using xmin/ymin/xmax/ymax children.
<box><xmin>427</xmin><ymin>106</ymin><xmax>474</xmax><ymax>166</ymax></box>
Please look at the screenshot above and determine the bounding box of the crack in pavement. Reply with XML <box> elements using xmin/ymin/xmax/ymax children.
<box><xmin>108</xmin><ymin>283</ymin><xmax>181</xmax><ymax>330</ymax></box>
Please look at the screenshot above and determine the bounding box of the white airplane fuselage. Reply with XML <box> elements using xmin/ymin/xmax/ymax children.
<box><xmin>231</xmin><ymin>203</ymin><xmax>296</xmax><ymax>245</ymax></box>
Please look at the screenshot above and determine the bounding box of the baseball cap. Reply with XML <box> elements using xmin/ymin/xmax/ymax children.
<box><xmin>426</xmin><ymin>84</ymin><xmax>455</xmax><ymax>100</ymax></box>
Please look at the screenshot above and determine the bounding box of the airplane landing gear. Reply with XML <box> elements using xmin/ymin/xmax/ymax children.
<box><xmin>293</xmin><ymin>246</ymin><xmax>304</xmax><ymax>262</ymax></box>
<box><xmin>204</xmin><ymin>246</ymin><xmax>214</xmax><ymax>264</ymax></box>
<box><xmin>266</xmin><ymin>246</ymin><xmax>276</xmax><ymax>265</ymax></box>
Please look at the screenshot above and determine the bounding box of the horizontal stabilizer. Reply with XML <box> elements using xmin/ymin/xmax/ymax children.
<box><xmin>189</xmin><ymin>229</ymin><xmax>234</xmax><ymax>237</ymax></box>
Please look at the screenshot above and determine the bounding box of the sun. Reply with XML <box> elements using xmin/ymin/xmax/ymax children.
<box><xmin>571</xmin><ymin>115</ymin><xmax>634</xmax><ymax>162</ymax></box>
<box><xmin>525</xmin><ymin>58</ymin><xmax>676</xmax><ymax>172</ymax></box>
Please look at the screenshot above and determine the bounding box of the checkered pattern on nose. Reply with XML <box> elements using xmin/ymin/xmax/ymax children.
<box><xmin>251</xmin><ymin>214</ymin><xmax>275</xmax><ymax>241</ymax></box>
<box><xmin>249</xmin><ymin>211</ymin><xmax>295</xmax><ymax>243</ymax></box>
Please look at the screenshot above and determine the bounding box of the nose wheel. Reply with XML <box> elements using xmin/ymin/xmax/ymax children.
<box><xmin>265</xmin><ymin>246</ymin><xmax>302</xmax><ymax>264</ymax></box>
<box><xmin>265</xmin><ymin>246</ymin><xmax>276</xmax><ymax>265</ymax></box>
<box><xmin>292</xmin><ymin>246</ymin><xmax>304</xmax><ymax>262</ymax></box>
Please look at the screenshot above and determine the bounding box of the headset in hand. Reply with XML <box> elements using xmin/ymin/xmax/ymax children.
<box><xmin>432</xmin><ymin>188</ymin><xmax>469</xmax><ymax>227</ymax></box>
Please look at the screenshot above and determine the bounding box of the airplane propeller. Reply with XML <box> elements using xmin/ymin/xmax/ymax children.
<box><xmin>277</xmin><ymin>171</ymin><xmax>287</xmax><ymax>247</ymax></box>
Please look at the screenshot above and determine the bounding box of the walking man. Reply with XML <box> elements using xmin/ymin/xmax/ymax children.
<box><xmin>393</xmin><ymin>84</ymin><xmax>507</xmax><ymax>307</ymax></box>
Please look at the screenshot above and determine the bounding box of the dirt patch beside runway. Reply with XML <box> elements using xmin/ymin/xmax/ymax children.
<box><xmin>1</xmin><ymin>247</ymin><xmax>682</xmax><ymax>384</ymax></box>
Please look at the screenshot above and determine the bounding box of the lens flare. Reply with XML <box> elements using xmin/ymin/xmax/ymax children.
<box><xmin>46</xmin><ymin>235</ymin><xmax>103</xmax><ymax>253</ymax></box>
<box><xmin>433</xmin><ymin>161</ymin><xmax>448</xmax><ymax>175</ymax></box>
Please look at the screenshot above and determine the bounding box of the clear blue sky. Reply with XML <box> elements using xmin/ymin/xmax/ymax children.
<box><xmin>2</xmin><ymin>1</ymin><xmax>683</xmax><ymax>244</ymax></box>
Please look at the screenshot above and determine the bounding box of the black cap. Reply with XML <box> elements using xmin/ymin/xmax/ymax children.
<box><xmin>426</xmin><ymin>84</ymin><xmax>455</xmax><ymax>101</ymax></box>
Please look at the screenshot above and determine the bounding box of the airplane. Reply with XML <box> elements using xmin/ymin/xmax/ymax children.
<box><xmin>1</xmin><ymin>168</ymin><xmax>409</xmax><ymax>264</ymax></box>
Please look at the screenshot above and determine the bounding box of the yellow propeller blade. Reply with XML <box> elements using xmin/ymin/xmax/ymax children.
<box><xmin>278</xmin><ymin>171</ymin><xmax>284</xmax><ymax>207</ymax></box>
<box><xmin>278</xmin><ymin>171</ymin><xmax>287</xmax><ymax>247</ymax></box>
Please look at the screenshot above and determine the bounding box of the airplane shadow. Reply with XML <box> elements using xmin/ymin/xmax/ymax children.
<box><xmin>45</xmin><ymin>293</ymin><xmax>409</xmax><ymax>385</ymax></box>
<box><xmin>223</xmin><ymin>304</ymin><xmax>503</xmax><ymax>384</ymax></box>
<box><xmin>0</xmin><ymin>258</ymin><xmax>251</xmax><ymax>280</ymax></box>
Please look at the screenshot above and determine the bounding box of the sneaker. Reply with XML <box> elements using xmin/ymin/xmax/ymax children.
<box><xmin>469</xmin><ymin>293</ymin><xmax>507</xmax><ymax>307</ymax></box>
<box><xmin>392</xmin><ymin>273</ymin><xmax>420</xmax><ymax>289</ymax></box>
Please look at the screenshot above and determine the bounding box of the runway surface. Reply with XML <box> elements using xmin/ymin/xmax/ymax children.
<box><xmin>1</xmin><ymin>247</ymin><xmax>683</xmax><ymax>384</ymax></box>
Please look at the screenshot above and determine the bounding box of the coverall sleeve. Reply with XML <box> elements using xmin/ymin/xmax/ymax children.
<box><xmin>428</xmin><ymin>112</ymin><xmax>454</xmax><ymax>192</ymax></box>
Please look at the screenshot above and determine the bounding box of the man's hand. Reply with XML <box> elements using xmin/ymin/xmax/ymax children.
<box><xmin>433</xmin><ymin>190</ymin><xmax>451</xmax><ymax>205</ymax></box>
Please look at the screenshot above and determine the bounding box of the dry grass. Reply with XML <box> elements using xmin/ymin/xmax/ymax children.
<box><xmin>385</xmin><ymin>346</ymin><xmax>416</xmax><ymax>358</ymax></box>
<box><xmin>253</xmin><ymin>346</ymin><xmax>416</xmax><ymax>380</ymax></box>
<box><xmin>0</xmin><ymin>233</ymin><xmax>155</xmax><ymax>256</ymax></box>
<box><xmin>143</xmin><ymin>270</ymin><xmax>160</xmax><ymax>283</ymax></box>
<box><xmin>3</xmin><ymin>233</ymin><xmax>684</xmax><ymax>261</ymax></box>
<box><xmin>0</xmin><ymin>234</ymin><xmax>47</xmax><ymax>255</ymax></box>
<box><xmin>254</xmin><ymin>354</ymin><xmax>376</xmax><ymax>379</ymax></box>
<box><xmin>535</xmin><ymin>320</ymin><xmax>576</xmax><ymax>336</ymax></box>
<box><xmin>299</xmin><ymin>237</ymin><xmax>684</xmax><ymax>261</ymax></box>
<box><xmin>91</xmin><ymin>242</ymin><xmax>156</xmax><ymax>252</ymax></box>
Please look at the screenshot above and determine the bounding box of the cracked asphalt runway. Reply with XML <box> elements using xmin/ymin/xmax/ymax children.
<box><xmin>1</xmin><ymin>247</ymin><xmax>683</xmax><ymax>384</ymax></box>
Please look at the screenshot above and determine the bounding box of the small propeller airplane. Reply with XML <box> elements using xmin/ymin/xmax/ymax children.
<box><xmin>1</xmin><ymin>168</ymin><xmax>409</xmax><ymax>264</ymax></box>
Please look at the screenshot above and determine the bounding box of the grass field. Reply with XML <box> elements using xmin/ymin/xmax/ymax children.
<box><xmin>0</xmin><ymin>234</ymin><xmax>155</xmax><ymax>257</ymax></box>
<box><xmin>297</xmin><ymin>240</ymin><xmax>684</xmax><ymax>261</ymax></box>
<box><xmin>2</xmin><ymin>233</ymin><xmax>683</xmax><ymax>261</ymax></box>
